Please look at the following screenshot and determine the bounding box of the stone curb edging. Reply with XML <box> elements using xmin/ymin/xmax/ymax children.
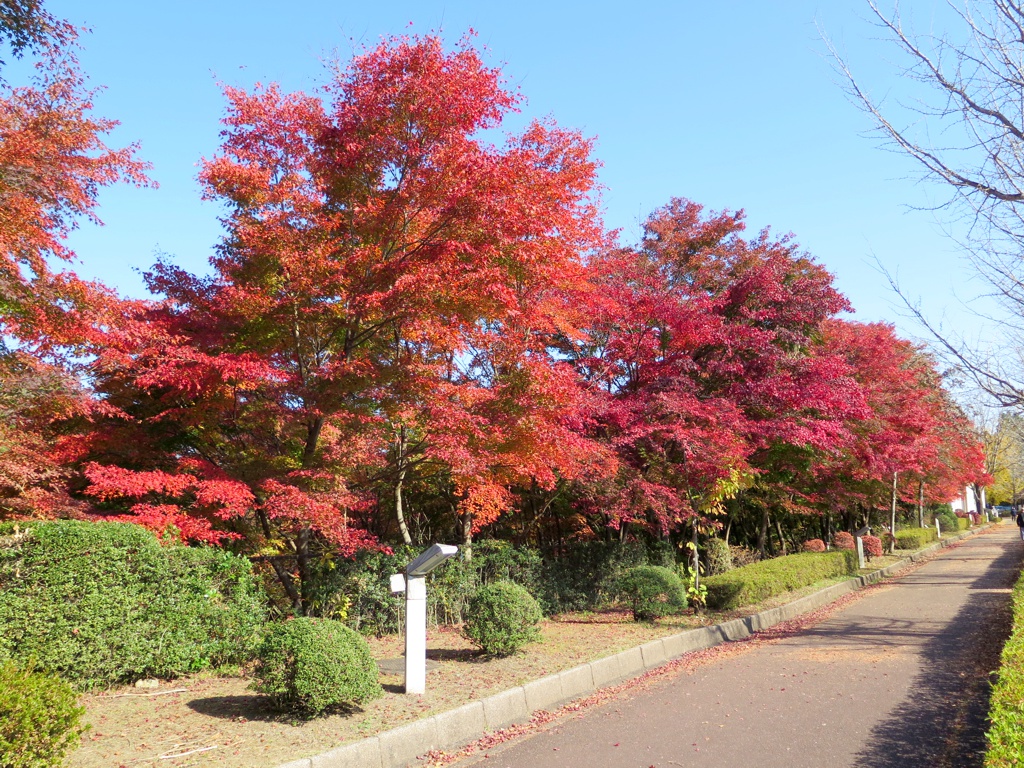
<box><xmin>275</xmin><ymin>525</ymin><xmax>991</xmax><ymax>768</ymax></box>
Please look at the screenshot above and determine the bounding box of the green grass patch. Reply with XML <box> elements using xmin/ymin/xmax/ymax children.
<box><xmin>703</xmin><ymin>550</ymin><xmax>859</xmax><ymax>611</ymax></box>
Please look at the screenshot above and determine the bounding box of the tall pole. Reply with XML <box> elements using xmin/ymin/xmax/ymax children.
<box><xmin>404</xmin><ymin>575</ymin><xmax>427</xmax><ymax>694</ymax></box>
<box><xmin>890</xmin><ymin>471</ymin><xmax>898</xmax><ymax>553</ymax></box>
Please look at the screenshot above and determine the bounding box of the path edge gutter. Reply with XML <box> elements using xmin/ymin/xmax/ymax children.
<box><xmin>275</xmin><ymin>524</ymin><xmax>993</xmax><ymax>768</ymax></box>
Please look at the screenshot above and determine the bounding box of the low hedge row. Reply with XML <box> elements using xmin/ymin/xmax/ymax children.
<box><xmin>895</xmin><ymin>527</ymin><xmax>938</xmax><ymax>550</ymax></box>
<box><xmin>985</xmin><ymin>563</ymin><xmax>1024</xmax><ymax>766</ymax></box>
<box><xmin>703</xmin><ymin>550</ymin><xmax>859</xmax><ymax>611</ymax></box>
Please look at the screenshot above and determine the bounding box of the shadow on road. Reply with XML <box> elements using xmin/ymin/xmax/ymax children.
<box><xmin>851</xmin><ymin>535</ymin><xmax>1024</xmax><ymax>768</ymax></box>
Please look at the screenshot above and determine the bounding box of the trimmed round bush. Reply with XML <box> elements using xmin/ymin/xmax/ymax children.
<box><xmin>702</xmin><ymin>537</ymin><xmax>733</xmax><ymax>576</ymax></box>
<box><xmin>0</xmin><ymin>660</ymin><xmax>87</xmax><ymax>768</ymax></box>
<box><xmin>615</xmin><ymin>565</ymin><xmax>687</xmax><ymax>621</ymax></box>
<box><xmin>862</xmin><ymin>535</ymin><xmax>883</xmax><ymax>559</ymax></box>
<box><xmin>832</xmin><ymin>531</ymin><xmax>856</xmax><ymax>550</ymax></box>
<box><xmin>251</xmin><ymin>618</ymin><xmax>382</xmax><ymax>715</ymax></box>
<box><xmin>463</xmin><ymin>582</ymin><xmax>542</xmax><ymax>656</ymax></box>
<box><xmin>0</xmin><ymin>521</ymin><xmax>266</xmax><ymax>689</ymax></box>
<box><xmin>802</xmin><ymin>539</ymin><xmax>826</xmax><ymax>553</ymax></box>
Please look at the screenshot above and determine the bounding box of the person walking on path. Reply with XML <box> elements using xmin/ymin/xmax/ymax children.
<box><xmin>1016</xmin><ymin>508</ymin><xmax>1024</xmax><ymax>540</ymax></box>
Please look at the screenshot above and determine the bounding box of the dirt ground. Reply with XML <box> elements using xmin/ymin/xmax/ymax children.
<box><xmin>68</xmin><ymin>558</ymin><xmax>906</xmax><ymax>768</ymax></box>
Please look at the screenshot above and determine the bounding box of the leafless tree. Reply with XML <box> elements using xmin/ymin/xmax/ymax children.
<box><xmin>827</xmin><ymin>1</ymin><xmax>1024</xmax><ymax>406</ymax></box>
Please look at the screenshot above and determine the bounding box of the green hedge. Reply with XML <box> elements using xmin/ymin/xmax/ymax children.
<box><xmin>985</xmin><ymin>565</ymin><xmax>1024</xmax><ymax>766</ymax></box>
<box><xmin>958</xmin><ymin>516</ymin><xmax>970</xmax><ymax>531</ymax></box>
<box><xmin>895</xmin><ymin>527</ymin><xmax>938</xmax><ymax>550</ymax></box>
<box><xmin>0</xmin><ymin>521</ymin><xmax>266</xmax><ymax>689</ymax></box>
<box><xmin>704</xmin><ymin>550</ymin><xmax>859</xmax><ymax>611</ymax></box>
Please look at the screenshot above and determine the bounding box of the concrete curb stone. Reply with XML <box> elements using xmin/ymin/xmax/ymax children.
<box><xmin>480</xmin><ymin>686</ymin><xmax>528</xmax><ymax>731</ymax></box>
<box><xmin>275</xmin><ymin>524</ymin><xmax>992</xmax><ymax>768</ymax></box>
<box><xmin>522</xmin><ymin>674</ymin><xmax>563</xmax><ymax>712</ymax></box>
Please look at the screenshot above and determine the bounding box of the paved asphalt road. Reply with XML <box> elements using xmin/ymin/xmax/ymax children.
<box><xmin>457</xmin><ymin>525</ymin><xmax>1024</xmax><ymax>768</ymax></box>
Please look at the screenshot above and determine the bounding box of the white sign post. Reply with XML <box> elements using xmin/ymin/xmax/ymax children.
<box><xmin>389</xmin><ymin>543</ymin><xmax>458</xmax><ymax>695</ymax></box>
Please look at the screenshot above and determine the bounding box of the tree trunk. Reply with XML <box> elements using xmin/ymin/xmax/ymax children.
<box><xmin>757</xmin><ymin>508</ymin><xmax>769</xmax><ymax>559</ymax></box>
<box><xmin>889</xmin><ymin>472</ymin><xmax>898</xmax><ymax>553</ymax></box>
<box><xmin>295</xmin><ymin>526</ymin><xmax>311</xmax><ymax>615</ymax></box>
<box><xmin>395</xmin><ymin>426</ymin><xmax>412</xmax><ymax>545</ymax></box>
<box><xmin>918</xmin><ymin>480</ymin><xmax>925</xmax><ymax>528</ymax></box>
<box><xmin>775</xmin><ymin>515</ymin><xmax>787</xmax><ymax>555</ymax></box>
<box><xmin>461</xmin><ymin>510</ymin><xmax>473</xmax><ymax>561</ymax></box>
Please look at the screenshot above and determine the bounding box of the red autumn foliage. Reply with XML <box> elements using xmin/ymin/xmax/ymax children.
<box><xmin>802</xmin><ymin>539</ymin><xmax>826</xmax><ymax>553</ymax></box>
<box><xmin>862</xmin><ymin>535</ymin><xmax>883</xmax><ymax>559</ymax></box>
<box><xmin>832</xmin><ymin>531</ymin><xmax>856</xmax><ymax>550</ymax></box>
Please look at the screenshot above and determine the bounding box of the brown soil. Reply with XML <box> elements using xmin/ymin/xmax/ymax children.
<box><xmin>67</xmin><ymin>555</ymin><xmax>909</xmax><ymax>768</ymax></box>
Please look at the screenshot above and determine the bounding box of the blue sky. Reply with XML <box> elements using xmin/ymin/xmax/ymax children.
<box><xmin>38</xmin><ymin>1</ymin><xmax>986</xmax><ymax>346</ymax></box>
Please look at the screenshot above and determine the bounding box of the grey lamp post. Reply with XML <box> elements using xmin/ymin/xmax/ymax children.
<box><xmin>389</xmin><ymin>543</ymin><xmax>458</xmax><ymax>694</ymax></box>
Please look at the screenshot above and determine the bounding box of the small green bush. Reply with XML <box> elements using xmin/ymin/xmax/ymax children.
<box><xmin>0</xmin><ymin>521</ymin><xmax>266</xmax><ymax>689</ymax></box>
<box><xmin>251</xmin><ymin>618</ymin><xmax>382</xmax><ymax>716</ymax></box>
<box><xmin>935</xmin><ymin>510</ymin><xmax>959</xmax><ymax>535</ymax></box>
<box><xmin>704</xmin><ymin>550</ymin><xmax>859</xmax><ymax>611</ymax></box>
<box><xmin>702</xmin><ymin>538</ymin><xmax>733</xmax><ymax>576</ymax></box>
<box><xmin>895</xmin><ymin>527</ymin><xmax>937</xmax><ymax>550</ymax></box>
<box><xmin>463</xmin><ymin>582</ymin><xmax>542</xmax><ymax>656</ymax></box>
<box><xmin>0</xmin><ymin>660</ymin><xmax>87</xmax><ymax>768</ymax></box>
<box><xmin>615</xmin><ymin>565</ymin><xmax>687</xmax><ymax>621</ymax></box>
<box><xmin>957</xmin><ymin>516</ymin><xmax>970</xmax><ymax>531</ymax></box>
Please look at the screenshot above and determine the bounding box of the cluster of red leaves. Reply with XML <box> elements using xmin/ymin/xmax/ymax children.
<box><xmin>802</xmin><ymin>539</ymin><xmax>827</xmax><ymax>553</ymax></box>
<box><xmin>832</xmin><ymin>531</ymin><xmax>856</xmax><ymax>550</ymax></box>
<box><xmin>862</xmin><ymin>534</ymin><xmax>883</xmax><ymax>559</ymax></box>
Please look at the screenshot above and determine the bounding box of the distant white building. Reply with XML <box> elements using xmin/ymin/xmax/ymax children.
<box><xmin>951</xmin><ymin>484</ymin><xmax>986</xmax><ymax>514</ymax></box>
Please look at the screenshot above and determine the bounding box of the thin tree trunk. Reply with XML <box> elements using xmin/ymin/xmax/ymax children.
<box><xmin>919</xmin><ymin>480</ymin><xmax>925</xmax><ymax>528</ymax></box>
<box><xmin>757</xmin><ymin>508</ymin><xmax>769</xmax><ymax>559</ymax></box>
<box><xmin>295</xmin><ymin>526</ymin><xmax>311</xmax><ymax>615</ymax></box>
<box><xmin>395</xmin><ymin>426</ymin><xmax>412</xmax><ymax>545</ymax></box>
<box><xmin>889</xmin><ymin>472</ymin><xmax>898</xmax><ymax>554</ymax></box>
<box><xmin>461</xmin><ymin>510</ymin><xmax>473</xmax><ymax>561</ymax></box>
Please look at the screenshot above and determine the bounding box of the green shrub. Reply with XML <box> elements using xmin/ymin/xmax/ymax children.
<box><xmin>0</xmin><ymin>660</ymin><xmax>87</xmax><ymax>768</ymax></box>
<box><xmin>935</xmin><ymin>510</ymin><xmax>959</xmax><ymax>534</ymax></box>
<box><xmin>704</xmin><ymin>550</ymin><xmax>859</xmax><ymax>611</ymax></box>
<box><xmin>615</xmin><ymin>565</ymin><xmax>687</xmax><ymax>621</ymax></box>
<box><xmin>702</xmin><ymin>538</ymin><xmax>733</xmax><ymax>576</ymax></box>
<box><xmin>0</xmin><ymin>521</ymin><xmax>266</xmax><ymax>689</ymax></box>
<box><xmin>463</xmin><ymin>582</ymin><xmax>542</xmax><ymax>656</ymax></box>
<box><xmin>895</xmin><ymin>527</ymin><xmax>937</xmax><ymax>550</ymax></box>
<box><xmin>986</xmin><ymin>565</ymin><xmax>1024</xmax><ymax>766</ymax></box>
<box><xmin>958</xmin><ymin>516</ymin><xmax>970</xmax><ymax>530</ymax></box>
<box><xmin>540</xmin><ymin>540</ymin><xmax>671</xmax><ymax>614</ymax></box>
<box><xmin>251</xmin><ymin>618</ymin><xmax>382</xmax><ymax>716</ymax></box>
